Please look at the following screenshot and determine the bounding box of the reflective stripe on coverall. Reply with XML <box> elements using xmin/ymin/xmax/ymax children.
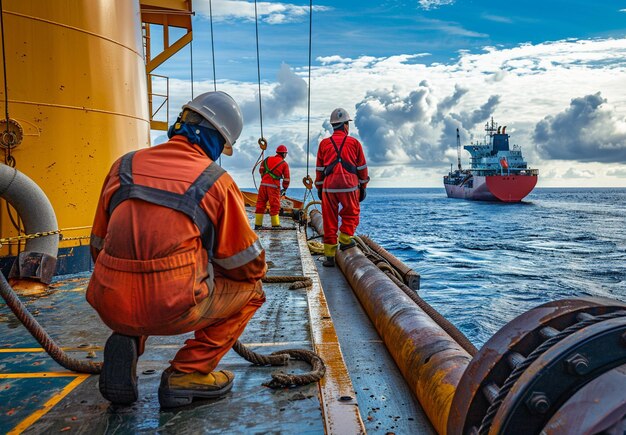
<box><xmin>315</xmin><ymin>130</ymin><xmax>369</xmax><ymax>250</ymax></box>
<box><xmin>255</xmin><ymin>154</ymin><xmax>290</xmax><ymax>216</ymax></box>
<box><xmin>87</xmin><ymin>136</ymin><xmax>266</xmax><ymax>374</ymax></box>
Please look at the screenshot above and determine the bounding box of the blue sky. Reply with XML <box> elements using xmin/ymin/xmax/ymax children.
<box><xmin>151</xmin><ymin>0</ymin><xmax>626</xmax><ymax>187</ymax></box>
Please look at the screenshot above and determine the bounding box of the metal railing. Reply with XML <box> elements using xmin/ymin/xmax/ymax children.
<box><xmin>148</xmin><ymin>73</ymin><xmax>169</xmax><ymax>126</ymax></box>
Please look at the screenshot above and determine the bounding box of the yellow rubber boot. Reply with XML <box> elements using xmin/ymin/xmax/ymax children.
<box><xmin>323</xmin><ymin>243</ymin><xmax>338</xmax><ymax>267</ymax></box>
<box><xmin>338</xmin><ymin>232</ymin><xmax>356</xmax><ymax>251</ymax></box>
<box><xmin>255</xmin><ymin>213</ymin><xmax>264</xmax><ymax>229</ymax></box>
<box><xmin>271</xmin><ymin>214</ymin><xmax>281</xmax><ymax>227</ymax></box>
<box><xmin>158</xmin><ymin>367</ymin><xmax>235</xmax><ymax>408</ymax></box>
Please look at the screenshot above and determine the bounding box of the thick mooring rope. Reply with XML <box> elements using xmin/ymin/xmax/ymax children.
<box><xmin>0</xmin><ymin>273</ymin><xmax>324</xmax><ymax>388</ymax></box>
<box><xmin>0</xmin><ymin>273</ymin><xmax>103</xmax><ymax>374</ymax></box>
<box><xmin>262</xmin><ymin>275</ymin><xmax>313</xmax><ymax>289</ymax></box>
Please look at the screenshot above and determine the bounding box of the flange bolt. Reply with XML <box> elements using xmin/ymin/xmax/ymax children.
<box><xmin>565</xmin><ymin>353</ymin><xmax>590</xmax><ymax>376</ymax></box>
<box><xmin>526</xmin><ymin>392</ymin><xmax>550</xmax><ymax>414</ymax></box>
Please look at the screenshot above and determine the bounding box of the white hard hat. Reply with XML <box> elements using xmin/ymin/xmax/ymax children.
<box><xmin>330</xmin><ymin>108</ymin><xmax>352</xmax><ymax>126</ymax></box>
<box><xmin>182</xmin><ymin>91</ymin><xmax>243</xmax><ymax>156</ymax></box>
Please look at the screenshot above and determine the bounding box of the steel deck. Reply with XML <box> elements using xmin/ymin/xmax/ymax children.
<box><xmin>0</xmin><ymin>214</ymin><xmax>431</xmax><ymax>434</ymax></box>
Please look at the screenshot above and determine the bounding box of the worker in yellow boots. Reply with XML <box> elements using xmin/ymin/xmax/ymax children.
<box><xmin>315</xmin><ymin>108</ymin><xmax>369</xmax><ymax>267</ymax></box>
<box><xmin>254</xmin><ymin>145</ymin><xmax>291</xmax><ymax>229</ymax></box>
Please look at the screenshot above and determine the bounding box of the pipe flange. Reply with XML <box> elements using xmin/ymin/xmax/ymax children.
<box><xmin>0</xmin><ymin>118</ymin><xmax>24</xmax><ymax>150</ymax></box>
<box><xmin>541</xmin><ymin>363</ymin><xmax>626</xmax><ymax>434</ymax></box>
<box><xmin>447</xmin><ymin>297</ymin><xmax>626</xmax><ymax>435</ymax></box>
<box><xmin>489</xmin><ymin>314</ymin><xmax>626</xmax><ymax>434</ymax></box>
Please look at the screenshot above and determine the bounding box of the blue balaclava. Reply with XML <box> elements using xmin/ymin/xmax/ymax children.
<box><xmin>168</xmin><ymin>114</ymin><xmax>226</xmax><ymax>161</ymax></box>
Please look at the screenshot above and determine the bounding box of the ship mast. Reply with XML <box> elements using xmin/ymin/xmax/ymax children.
<box><xmin>456</xmin><ymin>128</ymin><xmax>462</xmax><ymax>171</ymax></box>
<box><xmin>485</xmin><ymin>117</ymin><xmax>498</xmax><ymax>137</ymax></box>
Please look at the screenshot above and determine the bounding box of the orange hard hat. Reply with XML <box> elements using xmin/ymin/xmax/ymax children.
<box><xmin>276</xmin><ymin>144</ymin><xmax>288</xmax><ymax>154</ymax></box>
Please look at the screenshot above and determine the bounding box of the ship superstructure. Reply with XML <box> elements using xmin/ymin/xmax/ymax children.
<box><xmin>444</xmin><ymin>119</ymin><xmax>538</xmax><ymax>202</ymax></box>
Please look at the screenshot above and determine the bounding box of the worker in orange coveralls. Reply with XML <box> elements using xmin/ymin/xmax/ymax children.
<box><xmin>254</xmin><ymin>144</ymin><xmax>291</xmax><ymax>229</ymax></box>
<box><xmin>315</xmin><ymin>108</ymin><xmax>369</xmax><ymax>267</ymax></box>
<box><xmin>87</xmin><ymin>91</ymin><xmax>266</xmax><ymax>409</ymax></box>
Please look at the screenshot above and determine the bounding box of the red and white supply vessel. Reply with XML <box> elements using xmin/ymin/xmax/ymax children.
<box><xmin>444</xmin><ymin>119</ymin><xmax>538</xmax><ymax>202</ymax></box>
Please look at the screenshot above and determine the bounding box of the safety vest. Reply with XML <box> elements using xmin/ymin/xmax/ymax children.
<box><xmin>262</xmin><ymin>157</ymin><xmax>286</xmax><ymax>180</ymax></box>
<box><xmin>108</xmin><ymin>151</ymin><xmax>225</xmax><ymax>258</ymax></box>
<box><xmin>323</xmin><ymin>136</ymin><xmax>358</xmax><ymax>177</ymax></box>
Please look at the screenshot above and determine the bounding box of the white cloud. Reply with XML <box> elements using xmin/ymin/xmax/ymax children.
<box><xmin>240</xmin><ymin>63</ymin><xmax>308</xmax><ymax>123</ymax></box>
<box><xmin>418</xmin><ymin>0</ymin><xmax>455</xmax><ymax>10</ymax></box>
<box><xmin>562</xmin><ymin>168</ymin><xmax>595</xmax><ymax>179</ymax></box>
<box><xmin>194</xmin><ymin>0</ymin><xmax>331</xmax><ymax>24</ymax></box>
<box><xmin>534</xmin><ymin>93</ymin><xmax>626</xmax><ymax>163</ymax></box>
<box><xmin>607</xmin><ymin>168</ymin><xmax>626</xmax><ymax>177</ymax></box>
<box><xmin>482</xmin><ymin>14</ymin><xmax>513</xmax><ymax>24</ymax></box>
<box><xmin>153</xmin><ymin>37</ymin><xmax>626</xmax><ymax>187</ymax></box>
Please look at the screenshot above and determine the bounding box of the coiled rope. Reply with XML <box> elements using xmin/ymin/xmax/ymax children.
<box><xmin>0</xmin><ymin>273</ymin><xmax>323</xmax><ymax>388</ymax></box>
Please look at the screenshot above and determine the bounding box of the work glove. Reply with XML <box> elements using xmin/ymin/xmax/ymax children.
<box><xmin>280</xmin><ymin>188</ymin><xmax>287</xmax><ymax>196</ymax></box>
<box><xmin>359</xmin><ymin>187</ymin><xmax>367</xmax><ymax>202</ymax></box>
<box><xmin>317</xmin><ymin>188</ymin><xmax>323</xmax><ymax>200</ymax></box>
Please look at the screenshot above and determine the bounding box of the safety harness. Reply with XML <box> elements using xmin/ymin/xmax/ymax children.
<box><xmin>262</xmin><ymin>157</ymin><xmax>286</xmax><ymax>180</ymax></box>
<box><xmin>323</xmin><ymin>136</ymin><xmax>358</xmax><ymax>176</ymax></box>
<box><xmin>108</xmin><ymin>151</ymin><xmax>225</xmax><ymax>257</ymax></box>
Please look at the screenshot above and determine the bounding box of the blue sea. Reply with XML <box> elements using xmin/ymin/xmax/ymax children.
<box><xmin>295</xmin><ymin>187</ymin><xmax>626</xmax><ymax>348</ymax></box>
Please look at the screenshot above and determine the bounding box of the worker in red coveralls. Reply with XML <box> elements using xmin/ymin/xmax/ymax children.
<box><xmin>87</xmin><ymin>91</ymin><xmax>266</xmax><ymax>409</ymax></box>
<box><xmin>254</xmin><ymin>144</ymin><xmax>291</xmax><ymax>229</ymax></box>
<box><xmin>315</xmin><ymin>108</ymin><xmax>369</xmax><ymax>267</ymax></box>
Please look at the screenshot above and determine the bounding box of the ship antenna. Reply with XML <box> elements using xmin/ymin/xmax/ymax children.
<box><xmin>456</xmin><ymin>128</ymin><xmax>462</xmax><ymax>171</ymax></box>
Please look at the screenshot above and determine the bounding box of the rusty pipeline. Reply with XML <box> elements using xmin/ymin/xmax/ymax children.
<box><xmin>309</xmin><ymin>209</ymin><xmax>324</xmax><ymax>236</ymax></box>
<box><xmin>359</xmin><ymin>234</ymin><xmax>420</xmax><ymax>290</ymax></box>
<box><xmin>336</xmin><ymin>246</ymin><xmax>471</xmax><ymax>434</ymax></box>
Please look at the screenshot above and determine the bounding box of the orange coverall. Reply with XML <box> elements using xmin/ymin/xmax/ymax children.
<box><xmin>315</xmin><ymin>130</ymin><xmax>369</xmax><ymax>247</ymax></box>
<box><xmin>255</xmin><ymin>154</ymin><xmax>290</xmax><ymax>216</ymax></box>
<box><xmin>87</xmin><ymin>136</ymin><xmax>266</xmax><ymax>374</ymax></box>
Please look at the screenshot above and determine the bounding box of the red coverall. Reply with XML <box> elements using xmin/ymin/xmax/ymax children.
<box><xmin>315</xmin><ymin>130</ymin><xmax>369</xmax><ymax>253</ymax></box>
<box><xmin>255</xmin><ymin>154</ymin><xmax>290</xmax><ymax>216</ymax></box>
<box><xmin>87</xmin><ymin>136</ymin><xmax>266</xmax><ymax>374</ymax></box>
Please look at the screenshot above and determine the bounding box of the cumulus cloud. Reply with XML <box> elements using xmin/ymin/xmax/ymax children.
<box><xmin>241</xmin><ymin>63</ymin><xmax>308</xmax><ymax>124</ymax></box>
<box><xmin>354</xmin><ymin>82</ymin><xmax>500</xmax><ymax>165</ymax></box>
<box><xmin>418</xmin><ymin>0</ymin><xmax>455</xmax><ymax>10</ymax></box>
<box><xmin>607</xmin><ymin>168</ymin><xmax>626</xmax><ymax>177</ymax></box>
<box><xmin>195</xmin><ymin>1</ymin><xmax>331</xmax><ymax>24</ymax></box>
<box><xmin>534</xmin><ymin>93</ymin><xmax>626</xmax><ymax>163</ymax></box>
<box><xmin>562</xmin><ymin>168</ymin><xmax>595</xmax><ymax>179</ymax></box>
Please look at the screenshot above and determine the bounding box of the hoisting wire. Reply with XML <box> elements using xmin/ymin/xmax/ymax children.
<box><xmin>0</xmin><ymin>0</ymin><xmax>15</xmax><ymax>168</ymax></box>
<box><xmin>206</xmin><ymin>0</ymin><xmax>221</xmax><ymax>165</ymax></box>
<box><xmin>251</xmin><ymin>0</ymin><xmax>267</xmax><ymax>191</ymax></box>
<box><xmin>302</xmin><ymin>0</ymin><xmax>315</xmax><ymax>203</ymax></box>
<box><xmin>209</xmin><ymin>0</ymin><xmax>217</xmax><ymax>92</ymax></box>
<box><xmin>190</xmin><ymin>40</ymin><xmax>194</xmax><ymax>99</ymax></box>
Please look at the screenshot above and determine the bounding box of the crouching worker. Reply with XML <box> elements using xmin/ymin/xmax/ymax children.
<box><xmin>254</xmin><ymin>144</ymin><xmax>290</xmax><ymax>229</ymax></box>
<box><xmin>87</xmin><ymin>91</ymin><xmax>266</xmax><ymax>409</ymax></box>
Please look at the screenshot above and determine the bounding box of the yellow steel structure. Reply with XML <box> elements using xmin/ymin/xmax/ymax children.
<box><xmin>0</xmin><ymin>0</ymin><xmax>192</xmax><ymax>261</ymax></box>
<box><xmin>141</xmin><ymin>0</ymin><xmax>193</xmax><ymax>131</ymax></box>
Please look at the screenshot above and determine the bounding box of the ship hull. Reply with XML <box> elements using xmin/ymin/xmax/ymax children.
<box><xmin>445</xmin><ymin>174</ymin><xmax>537</xmax><ymax>202</ymax></box>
